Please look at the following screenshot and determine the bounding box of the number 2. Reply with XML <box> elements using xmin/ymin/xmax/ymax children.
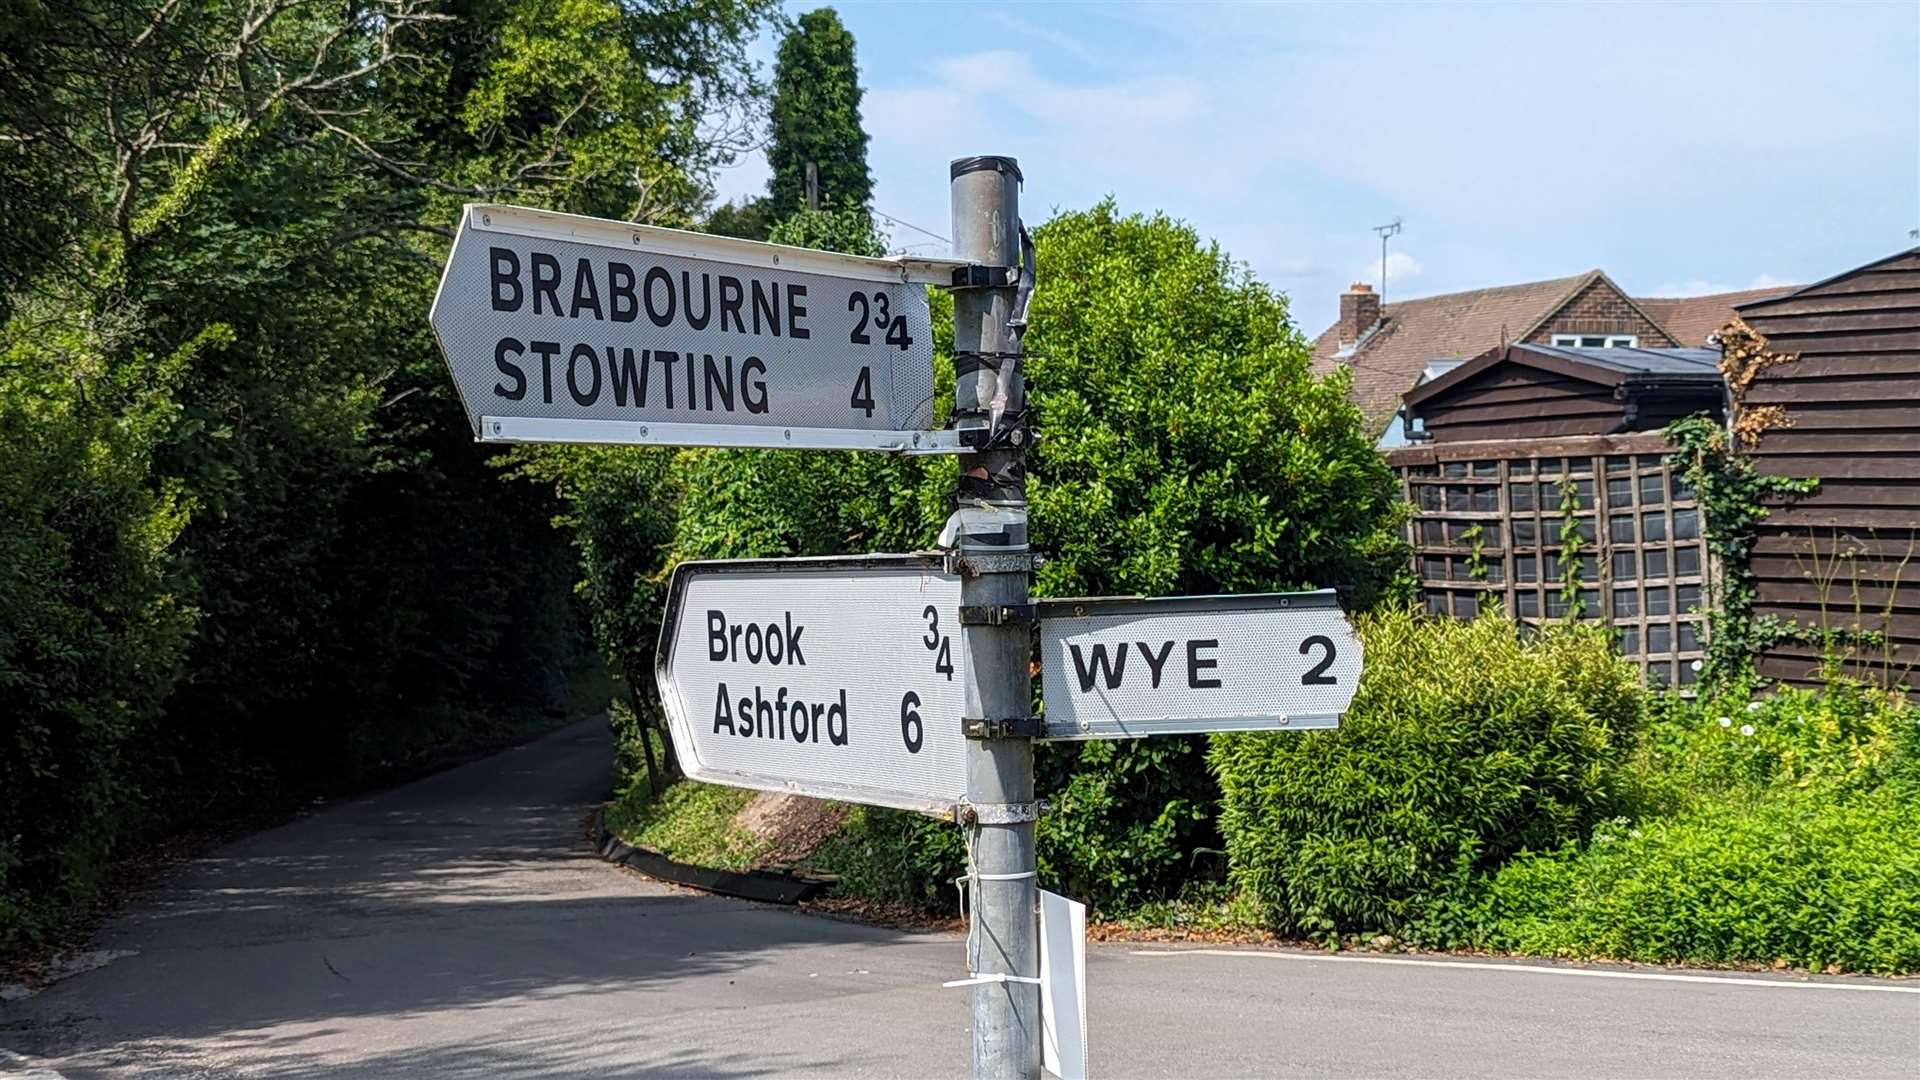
<box><xmin>848</xmin><ymin>293</ymin><xmax>872</xmax><ymax>344</ymax></box>
<box><xmin>1300</xmin><ymin>635</ymin><xmax>1338</xmax><ymax>685</ymax></box>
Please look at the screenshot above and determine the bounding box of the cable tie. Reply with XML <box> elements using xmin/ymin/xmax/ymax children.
<box><xmin>942</xmin><ymin>973</ymin><xmax>1045</xmax><ymax>989</ymax></box>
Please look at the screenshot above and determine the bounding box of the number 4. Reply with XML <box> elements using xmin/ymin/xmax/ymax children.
<box><xmin>851</xmin><ymin>366</ymin><xmax>875</xmax><ymax>417</ymax></box>
<box><xmin>886</xmin><ymin>315</ymin><xmax>913</xmax><ymax>351</ymax></box>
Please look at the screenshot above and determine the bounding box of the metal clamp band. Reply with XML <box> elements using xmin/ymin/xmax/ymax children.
<box><xmin>962</xmin><ymin>716</ymin><xmax>1047</xmax><ymax>739</ymax></box>
<box><xmin>956</xmin><ymin>800</ymin><xmax>1044</xmax><ymax>824</ymax></box>
<box><xmin>943</xmin><ymin>552</ymin><xmax>1041</xmax><ymax>576</ymax></box>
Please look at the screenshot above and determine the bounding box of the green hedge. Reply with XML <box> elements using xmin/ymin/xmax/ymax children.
<box><xmin>1478</xmin><ymin>678</ymin><xmax>1920</xmax><ymax>974</ymax></box>
<box><xmin>1210</xmin><ymin>609</ymin><xmax>1644</xmax><ymax>940</ymax></box>
<box><xmin>1482</xmin><ymin>782</ymin><xmax>1920</xmax><ymax>974</ymax></box>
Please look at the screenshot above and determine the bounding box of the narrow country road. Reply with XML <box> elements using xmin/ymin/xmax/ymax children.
<box><xmin>2</xmin><ymin>719</ymin><xmax>1914</xmax><ymax>1079</ymax></box>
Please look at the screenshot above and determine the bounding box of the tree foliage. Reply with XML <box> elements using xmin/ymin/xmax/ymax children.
<box><xmin>0</xmin><ymin>0</ymin><xmax>778</xmax><ymax>949</ymax></box>
<box><xmin>766</xmin><ymin>7</ymin><xmax>872</xmax><ymax>219</ymax></box>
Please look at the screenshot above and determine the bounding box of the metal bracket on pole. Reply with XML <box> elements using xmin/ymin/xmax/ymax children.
<box><xmin>950</xmin><ymin>264</ymin><xmax>1021</xmax><ymax>290</ymax></box>
<box><xmin>959</xmin><ymin>603</ymin><xmax>1036</xmax><ymax>627</ymax></box>
<box><xmin>962</xmin><ymin>715</ymin><xmax>1046</xmax><ymax>740</ymax></box>
<box><xmin>955</xmin><ymin>800</ymin><xmax>1044</xmax><ymax>824</ymax></box>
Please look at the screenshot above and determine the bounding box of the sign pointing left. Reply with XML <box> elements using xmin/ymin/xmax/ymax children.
<box><xmin>429</xmin><ymin>204</ymin><xmax>969</xmax><ymax>453</ymax></box>
<box><xmin>654</xmin><ymin>554</ymin><xmax>972</xmax><ymax>814</ymax></box>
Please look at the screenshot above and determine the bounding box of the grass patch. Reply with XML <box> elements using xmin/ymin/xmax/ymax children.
<box><xmin>606</xmin><ymin>778</ymin><xmax>766</xmax><ymax>872</ymax></box>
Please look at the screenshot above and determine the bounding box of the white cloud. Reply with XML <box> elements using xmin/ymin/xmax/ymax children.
<box><xmin>1650</xmin><ymin>273</ymin><xmax>1794</xmax><ymax>297</ymax></box>
<box><xmin>1357</xmin><ymin>251</ymin><xmax>1423</xmax><ymax>291</ymax></box>
<box><xmin>828</xmin><ymin>1</ymin><xmax>1910</xmax><ymax>332</ymax></box>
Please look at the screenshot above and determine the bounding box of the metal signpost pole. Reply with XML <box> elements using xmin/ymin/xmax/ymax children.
<box><xmin>948</xmin><ymin>156</ymin><xmax>1039</xmax><ymax>1080</ymax></box>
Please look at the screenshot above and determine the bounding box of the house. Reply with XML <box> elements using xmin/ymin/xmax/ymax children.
<box><xmin>1308</xmin><ymin>271</ymin><xmax>1795</xmax><ymax>439</ymax></box>
<box><xmin>1730</xmin><ymin>248</ymin><xmax>1920</xmax><ymax>691</ymax></box>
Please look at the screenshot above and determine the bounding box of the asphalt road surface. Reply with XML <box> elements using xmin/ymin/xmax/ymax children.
<box><xmin>3</xmin><ymin>719</ymin><xmax>1915</xmax><ymax>1079</ymax></box>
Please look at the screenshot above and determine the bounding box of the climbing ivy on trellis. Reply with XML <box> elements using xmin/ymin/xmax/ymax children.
<box><xmin>1556</xmin><ymin>475</ymin><xmax>1587</xmax><ymax>622</ymax></box>
<box><xmin>1663</xmin><ymin>414</ymin><xmax>1818</xmax><ymax>693</ymax></box>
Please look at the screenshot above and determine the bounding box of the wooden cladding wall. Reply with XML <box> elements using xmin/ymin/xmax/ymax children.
<box><xmin>1737</xmin><ymin>250</ymin><xmax>1920</xmax><ymax>692</ymax></box>
<box><xmin>1389</xmin><ymin>432</ymin><xmax>1709</xmax><ymax>689</ymax></box>
<box><xmin>1417</xmin><ymin>364</ymin><xmax>1626</xmax><ymax>442</ymax></box>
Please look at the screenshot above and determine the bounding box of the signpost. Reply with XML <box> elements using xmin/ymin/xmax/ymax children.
<box><xmin>429</xmin><ymin>159</ymin><xmax>1365</xmax><ymax>1080</ymax></box>
<box><xmin>428</xmin><ymin>203</ymin><xmax>967</xmax><ymax>452</ymax></box>
<box><xmin>1036</xmin><ymin>591</ymin><xmax>1363</xmax><ymax>740</ymax></box>
<box><xmin>654</xmin><ymin>555</ymin><xmax>970</xmax><ymax>814</ymax></box>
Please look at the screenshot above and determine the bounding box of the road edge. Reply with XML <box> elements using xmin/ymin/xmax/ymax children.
<box><xmin>592</xmin><ymin>807</ymin><xmax>832</xmax><ymax>906</ymax></box>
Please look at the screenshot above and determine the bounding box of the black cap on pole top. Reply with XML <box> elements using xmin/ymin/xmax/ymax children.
<box><xmin>950</xmin><ymin>156</ymin><xmax>1023</xmax><ymax>184</ymax></box>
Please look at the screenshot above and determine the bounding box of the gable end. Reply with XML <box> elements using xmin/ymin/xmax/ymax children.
<box><xmin>1526</xmin><ymin>275</ymin><xmax>1678</xmax><ymax>347</ymax></box>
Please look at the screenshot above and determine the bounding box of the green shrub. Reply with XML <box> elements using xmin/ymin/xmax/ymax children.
<box><xmin>1483</xmin><ymin>781</ymin><xmax>1920</xmax><ymax>974</ymax></box>
<box><xmin>1210</xmin><ymin>609</ymin><xmax>1645</xmax><ymax>940</ymax></box>
<box><xmin>813</xmin><ymin>807</ymin><xmax>965</xmax><ymax>912</ymax></box>
<box><xmin>1629</xmin><ymin>679</ymin><xmax>1914</xmax><ymax>814</ymax></box>
<box><xmin>1477</xmin><ymin>673</ymin><xmax>1920</xmax><ymax>974</ymax></box>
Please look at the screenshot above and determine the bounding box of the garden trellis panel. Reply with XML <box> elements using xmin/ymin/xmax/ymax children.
<box><xmin>1389</xmin><ymin>433</ymin><xmax>1711</xmax><ymax>688</ymax></box>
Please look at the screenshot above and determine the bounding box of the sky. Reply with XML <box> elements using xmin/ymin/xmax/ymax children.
<box><xmin>709</xmin><ymin>1</ymin><xmax>1920</xmax><ymax>336</ymax></box>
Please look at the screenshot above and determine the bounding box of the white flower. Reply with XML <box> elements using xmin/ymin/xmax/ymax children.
<box><xmin>1740</xmin><ymin>724</ymin><xmax>1755</xmax><ymax>737</ymax></box>
<box><xmin>1747</xmin><ymin>701</ymin><xmax>1763</xmax><ymax>713</ymax></box>
<box><xmin>1718</xmin><ymin>716</ymin><xmax>1732</xmax><ymax>728</ymax></box>
<box><xmin>1690</xmin><ymin>659</ymin><xmax>1703</xmax><ymax>672</ymax></box>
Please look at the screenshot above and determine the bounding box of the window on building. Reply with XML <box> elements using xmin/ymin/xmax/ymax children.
<box><xmin>1550</xmin><ymin>334</ymin><xmax>1639</xmax><ymax>348</ymax></box>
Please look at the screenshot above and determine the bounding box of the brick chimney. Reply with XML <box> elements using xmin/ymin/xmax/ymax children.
<box><xmin>1339</xmin><ymin>282</ymin><xmax>1382</xmax><ymax>349</ymax></box>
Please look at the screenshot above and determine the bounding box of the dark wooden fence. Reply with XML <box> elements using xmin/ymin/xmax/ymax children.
<box><xmin>1736</xmin><ymin>251</ymin><xmax>1920</xmax><ymax>692</ymax></box>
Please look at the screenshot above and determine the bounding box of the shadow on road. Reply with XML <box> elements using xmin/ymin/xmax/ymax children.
<box><xmin>1</xmin><ymin>720</ymin><xmax>944</xmax><ymax>1077</ymax></box>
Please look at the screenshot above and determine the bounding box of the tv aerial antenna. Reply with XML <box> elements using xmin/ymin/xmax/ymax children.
<box><xmin>1372</xmin><ymin>218</ymin><xmax>1403</xmax><ymax>305</ymax></box>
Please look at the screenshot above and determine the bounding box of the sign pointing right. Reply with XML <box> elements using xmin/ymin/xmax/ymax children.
<box><xmin>1037</xmin><ymin>590</ymin><xmax>1362</xmax><ymax>740</ymax></box>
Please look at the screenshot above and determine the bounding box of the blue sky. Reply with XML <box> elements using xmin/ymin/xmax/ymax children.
<box><xmin>709</xmin><ymin>1</ymin><xmax>1920</xmax><ymax>335</ymax></box>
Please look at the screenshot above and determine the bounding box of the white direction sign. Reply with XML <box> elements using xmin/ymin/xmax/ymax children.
<box><xmin>655</xmin><ymin>555</ymin><xmax>970</xmax><ymax>813</ymax></box>
<box><xmin>1037</xmin><ymin>590</ymin><xmax>1362</xmax><ymax>740</ymax></box>
<box><xmin>429</xmin><ymin>204</ymin><xmax>967</xmax><ymax>452</ymax></box>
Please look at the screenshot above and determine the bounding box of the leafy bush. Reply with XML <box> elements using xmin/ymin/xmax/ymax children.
<box><xmin>1483</xmin><ymin>781</ymin><xmax>1920</xmax><ymax>974</ymax></box>
<box><xmin>1629</xmin><ymin>679</ymin><xmax>1914</xmax><ymax>812</ymax></box>
<box><xmin>813</xmin><ymin>808</ymin><xmax>965</xmax><ymax>912</ymax></box>
<box><xmin>1478</xmin><ymin>675</ymin><xmax>1920</xmax><ymax>974</ymax></box>
<box><xmin>1210</xmin><ymin>609</ymin><xmax>1645</xmax><ymax>940</ymax></box>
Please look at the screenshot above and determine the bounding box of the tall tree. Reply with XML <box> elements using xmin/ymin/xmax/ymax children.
<box><xmin>765</xmin><ymin>7</ymin><xmax>871</xmax><ymax>219</ymax></box>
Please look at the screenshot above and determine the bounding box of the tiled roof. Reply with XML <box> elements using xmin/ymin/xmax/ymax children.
<box><xmin>1308</xmin><ymin>271</ymin><xmax>1597</xmax><ymax>428</ymax></box>
<box><xmin>1638</xmin><ymin>287</ymin><xmax>1799</xmax><ymax>346</ymax></box>
<box><xmin>1310</xmin><ymin>275</ymin><xmax>1796</xmax><ymax>431</ymax></box>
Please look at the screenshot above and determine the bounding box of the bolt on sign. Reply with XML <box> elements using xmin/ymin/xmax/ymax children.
<box><xmin>429</xmin><ymin>204</ymin><xmax>967</xmax><ymax>452</ymax></box>
<box><xmin>1036</xmin><ymin>590</ymin><xmax>1363</xmax><ymax>740</ymax></box>
<box><xmin>655</xmin><ymin>555</ymin><xmax>971</xmax><ymax>814</ymax></box>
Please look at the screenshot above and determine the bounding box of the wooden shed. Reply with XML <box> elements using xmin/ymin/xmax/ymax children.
<box><xmin>1733</xmin><ymin>249</ymin><xmax>1920</xmax><ymax>691</ymax></box>
<box><xmin>1400</xmin><ymin>342</ymin><xmax>1725</xmax><ymax>443</ymax></box>
<box><xmin>1386</xmin><ymin>344</ymin><xmax>1729</xmax><ymax>689</ymax></box>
